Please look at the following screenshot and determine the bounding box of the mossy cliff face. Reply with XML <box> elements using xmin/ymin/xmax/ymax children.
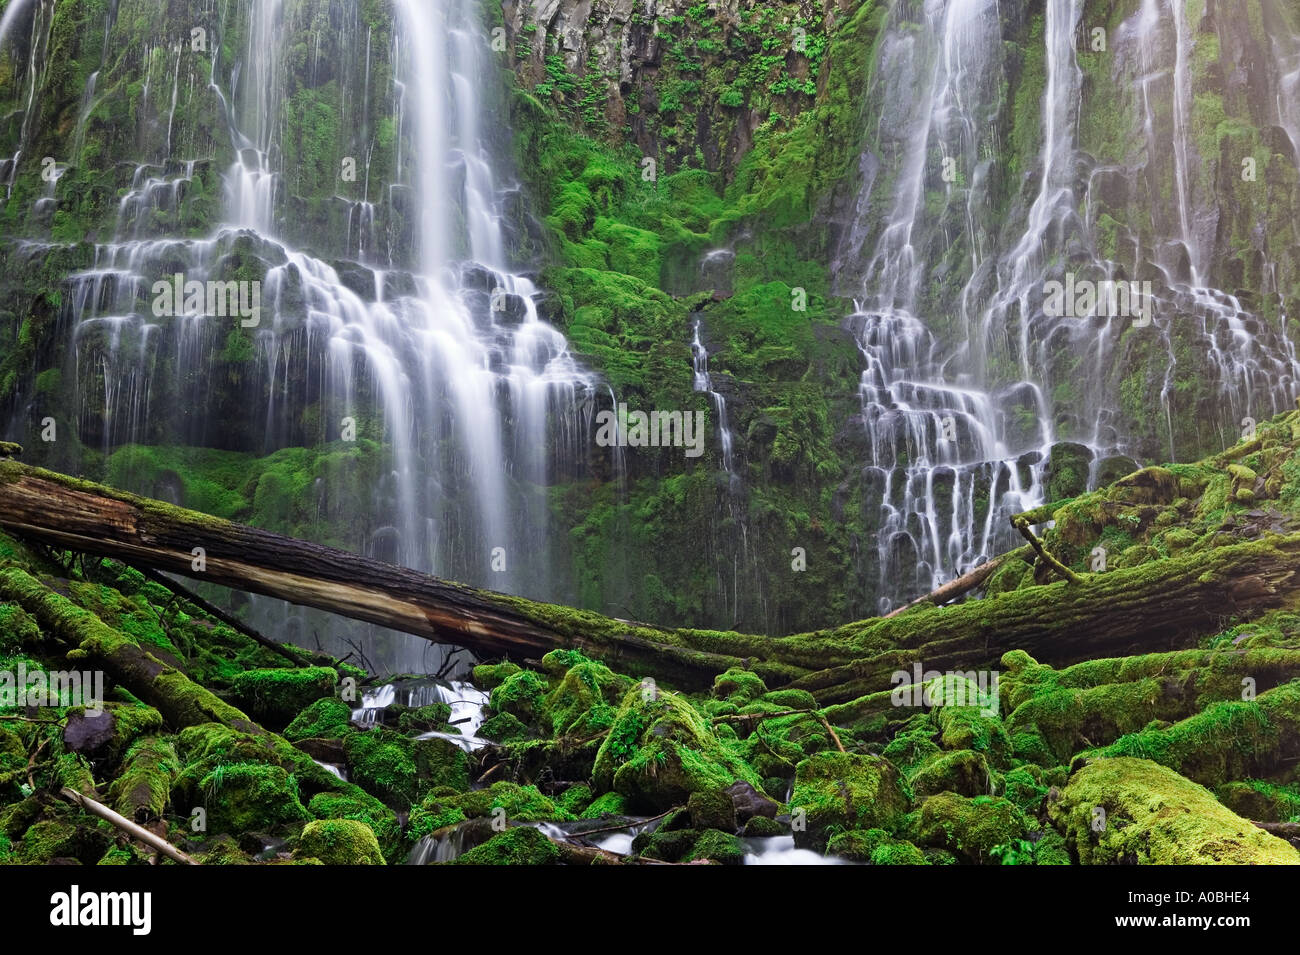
<box><xmin>4</xmin><ymin>0</ymin><xmax>1300</xmax><ymax>635</ymax></box>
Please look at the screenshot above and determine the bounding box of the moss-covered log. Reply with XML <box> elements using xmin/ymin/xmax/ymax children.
<box><xmin>4</xmin><ymin>460</ymin><xmax>1300</xmax><ymax>699</ymax></box>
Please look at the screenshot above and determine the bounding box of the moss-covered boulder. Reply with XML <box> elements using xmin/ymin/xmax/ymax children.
<box><xmin>471</xmin><ymin>662</ymin><xmax>522</xmax><ymax>689</ymax></box>
<box><xmin>1048</xmin><ymin>757</ymin><xmax>1300</xmax><ymax>865</ymax></box>
<box><xmin>230</xmin><ymin>667</ymin><xmax>338</xmax><ymax>728</ymax></box>
<box><xmin>488</xmin><ymin>670</ymin><xmax>547</xmax><ymax>724</ymax></box>
<box><xmin>294</xmin><ymin>819</ymin><xmax>385</xmax><ymax>865</ymax></box>
<box><xmin>283</xmin><ymin>697</ymin><xmax>355</xmax><ymax>742</ymax></box>
<box><xmin>927</xmin><ymin>676</ymin><xmax>1010</xmax><ymax>767</ymax></box>
<box><xmin>915</xmin><ymin>794</ymin><xmax>1031</xmax><ymax>864</ymax></box>
<box><xmin>711</xmin><ymin>668</ymin><xmax>768</xmax><ymax>706</ymax></box>
<box><xmin>478</xmin><ymin>711</ymin><xmax>533</xmax><ymax>744</ymax></box>
<box><xmin>686</xmin><ymin>828</ymin><xmax>745</xmax><ymax>864</ymax></box>
<box><xmin>687</xmin><ymin>789</ymin><xmax>737</xmax><ymax>831</ymax></box>
<box><xmin>195</xmin><ymin>762</ymin><xmax>311</xmax><ymax>834</ymax></box>
<box><xmin>580</xmin><ymin>791</ymin><xmax>628</xmax><ymax>819</ymax></box>
<box><xmin>62</xmin><ymin>701</ymin><xmax>164</xmax><ymax>764</ymax></box>
<box><xmin>16</xmin><ymin>818</ymin><xmax>110</xmax><ymax>865</ymax></box>
<box><xmin>789</xmin><ymin>752</ymin><xmax>910</xmax><ymax>851</ymax></box>
<box><xmin>542</xmin><ymin>657</ymin><xmax>629</xmax><ymax>737</ymax></box>
<box><xmin>343</xmin><ymin>727</ymin><xmax>468</xmax><ymax>809</ymax></box>
<box><xmin>592</xmin><ymin>685</ymin><xmax>761</xmax><ymax>812</ymax></box>
<box><xmin>908</xmin><ymin>749</ymin><xmax>992</xmax><ymax>799</ymax></box>
<box><xmin>827</xmin><ymin>828</ymin><xmax>927</xmax><ymax>865</ymax></box>
<box><xmin>307</xmin><ymin>789</ymin><xmax>401</xmax><ymax>860</ymax></box>
<box><xmin>453</xmin><ymin>826</ymin><xmax>560</xmax><ymax>865</ymax></box>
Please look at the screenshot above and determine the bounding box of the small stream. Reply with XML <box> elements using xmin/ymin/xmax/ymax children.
<box><xmin>359</xmin><ymin>676</ymin><xmax>849</xmax><ymax>864</ymax></box>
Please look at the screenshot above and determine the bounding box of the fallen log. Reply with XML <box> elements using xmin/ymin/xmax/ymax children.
<box><xmin>4</xmin><ymin>460</ymin><xmax>1300</xmax><ymax>700</ymax></box>
<box><xmin>0</xmin><ymin>460</ymin><xmax>787</xmax><ymax>688</ymax></box>
<box><xmin>784</xmin><ymin>532</ymin><xmax>1300</xmax><ymax>704</ymax></box>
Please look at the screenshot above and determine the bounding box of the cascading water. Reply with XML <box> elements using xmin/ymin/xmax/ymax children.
<box><xmin>691</xmin><ymin>318</ymin><xmax>736</xmax><ymax>483</ymax></box>
<box><xmin>841</xmin><ymin>0</ymin><xmax>1046</xmax><ymax>611</ymax></box>
<box><xmin>18</xmin><ymin>0</ymin><xmax>597</xmax><ymax>668</ymax></box>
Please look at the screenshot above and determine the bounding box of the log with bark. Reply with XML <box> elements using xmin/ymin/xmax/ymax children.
<box><xmin>4</xmin><ymin>459</ymin><xmax>1300</xmax><ymax>703</ymax></box>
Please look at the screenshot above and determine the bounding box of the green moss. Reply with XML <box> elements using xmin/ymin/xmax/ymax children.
<box><xmin>230</xmin><ymin>667</ymin><xmax>338</xmax><ymax>728</ymax></box>
<box><xmin>294</xmin><ymin>819</ymin><xmax>385</xmax><ymax>865</ymax></box>
<box><xmin>685</xmin><ymin>828</ymin><xmax>745</xmax><ymax>864</ymax></box>
<box><xmin>712</xmin><ymin>667</ymin><xmax>769</xmax><ymax>705</ymax></box>
<box><xmin>343</xmin><ymin>727</ymin><xmax>468</xmax><ymax>809</ymax></box>
<box><xmin>1214</xmin><ymin>780</ymin><xmax>1300</xmax><ymax>823</ymax></box>
<box><xmin>107</xmin><ymin>736</ymin><xmax>179</xmax><ymax>820</ymax></box>
<box><xmin>908</xmin><ymin>749</ymin><xmax>993</xmax><ymax>799</ymax></box>
<box><xmin>826</xmin><ymin>828</ymin><xmax>927</xmax><ymax>865</ymax></box>
<box><xmin>479</xmin><ymin>711</ymin><xmax>533</xmax><ymax>743</ymax></box>
<box><xmin>915</xmin><ymin>794</ymin><xmax>1031</xmax><ymax>865</ymax></box>
<box><xmin>1095</xmin><ymin>680</ymin><xmax>1300</xmax><ymax>787</ymax></box>
<box><xmin>557</xmin><ymin>783</ymin><xmax>594</xmax><ymax>816</ymax></box>
<box><xmin>592</xmin><ymin>685</ymin><xmax>761</xmax><ymax>811</ymax></box>
<box><xmin>453</xmin><ymin>826</ymin><xmax>560</xmax><ymax>865</ymax></box>
<box><xmin>789</xmin><ymin>751</ymin><xmax>910</xmax><ymax>851</ymax></box>
<box><xmin>472</xmin><ymin>662</ymin><xmax>522</xmax><ymax>689</ymax></box>
<box><xmin>489</xmin><ymin>670</ymin><xmax>548</xmax><ymax>724</ymax></box>
<box><xmin>542</xmin><ymin>658</ymin><xmax>629</xmax><ymax>736</ymax></box>
<box><xmin>307</xmin><ymin>790</ymin><xmax>401</xmax><ymax>860</ymax></box>
<box><xmin>195</xmin><ymin>761</ymin><xmax>311</xmax><ymax>834</ymax></box>
<box><xmin>580</xmin><ymin>791</ymin><xmax>629</xmax><ymax>819</ymax></box>
<box><xmin>1049</xmin><ymin>757</ymin><xmax>1300</xmax><ymax>864</ymax></box>
<box><xmin>283</xmin><ymin>697</ymin><xmax>355</xmax><ymax>742</ymax></box>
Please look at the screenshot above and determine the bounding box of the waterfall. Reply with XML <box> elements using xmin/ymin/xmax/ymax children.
<box><xmin>20</xmin><ymin>0</ymin><xmax>596</xmax><ymax>669</ymax></box>
<box><xmin>843</xmin><ymin>0</ymin><xmax>1044</xmax><ymax>611</ymax></box>
<box><xmin>691</xmin><ymin>318</ymin><xmax>736</xmax><ymax>482</ymax></box>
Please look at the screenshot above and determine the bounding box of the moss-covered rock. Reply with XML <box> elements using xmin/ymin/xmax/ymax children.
<box><xmin>915</xmin><ymin>794</ymin><xmax>1031</xmax><ymax>864</ymax></box>
<box><xmin>592</xmin><ymin>685</ymin><xmax>760</xmax><ymax>812</ymax></box>
<box><xmin>712</xmin><ymin>667</ymin><xmax>768</xmax><ymax>706</ymax></box>
<box><xmin>342</xmin><ymin>726</ymin><xmax>467</xmax><ymax>808</ymax></box>
<box><xmin>195</xmin><ymin>762</ymin><xmax>311</xmax><ymax>834</ymax></box>
<box><xmin>453</xmin><ymin>826</ymin><xmax>560</xmax><ymax>865</ymax></box>
<box><xmin>580</xmin><ymin>791</ymin><xmax>629</xmax><ymax>819</ymax></box>
<box><xmin>472</xmin><ymin>662</ymin><xmax>522</xmax><ymax>690</ymax></box>
<box><xmin>283</xmin><ymin>697</ymin><xmax>355</xmax><ymax>742</ymax></box>
<box><xmin>230</xmin><ymin>667</ymin><xmax>337</xmax><ymax>728</ymax></box>
<box><xmin>294</xmin><ymin>819</ymin><xmax>385</xmax><ymax>865</ymax></box>
<box><xmin>686</xmin><ymin>828</ymin><xmax>745</xmax><ymax>865</ymax></box>
<box><xmin>1048</xmin><ymin>757</ymin><xmax>1300</xmax><ymax>864</ymax></box>
<box><xmin>908</xmin><ymin>749</ymin><xmax>993</xmax><ymax>799</ymax></box>
<box><xmin>489</xmin><ymin>670</ymin><xmax>548</xmax><ymax>724</ymax></box>
<box><xmin>542</xmin><ymin>658</ymin><xmax>629</xmax><ymax>736</ymax></box>
<box><xmin>479</xmin><ymin>711</ymin><xmax>533</xmax><ymax>743</ymax></box>
<box><xmin>307</xmin><ymin>789</ymin><xmax>401</xmax><ymax>861</ymax></box>
<box><xmin>827</xmin><ymin>828</ymin><xmax>927</xmax><ymax>865</ymax></box>
<box><xmin>687</xmin><ymin>789</ymin><xmax>737</xmax><ymax>831</ymax></box>
<box><xmin>789</xmin><ymin>752</ymin><xmax>910</xmax><ymax>851</ymax></box>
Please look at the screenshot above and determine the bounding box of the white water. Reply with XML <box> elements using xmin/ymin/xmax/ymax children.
<box><xmin>691</xmin><ymin>318</ymin><xmax>736</xmax><ymax>482</ymax></box>
<box><xmin>845</xmin><ymin>0</ymin><xmax>1047</xmax><ymax>611</ymax></box>
<box><xmin>31</xmin><ymin>0</ymin><xmax>597</xmax><ymax>661</ymax></box>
